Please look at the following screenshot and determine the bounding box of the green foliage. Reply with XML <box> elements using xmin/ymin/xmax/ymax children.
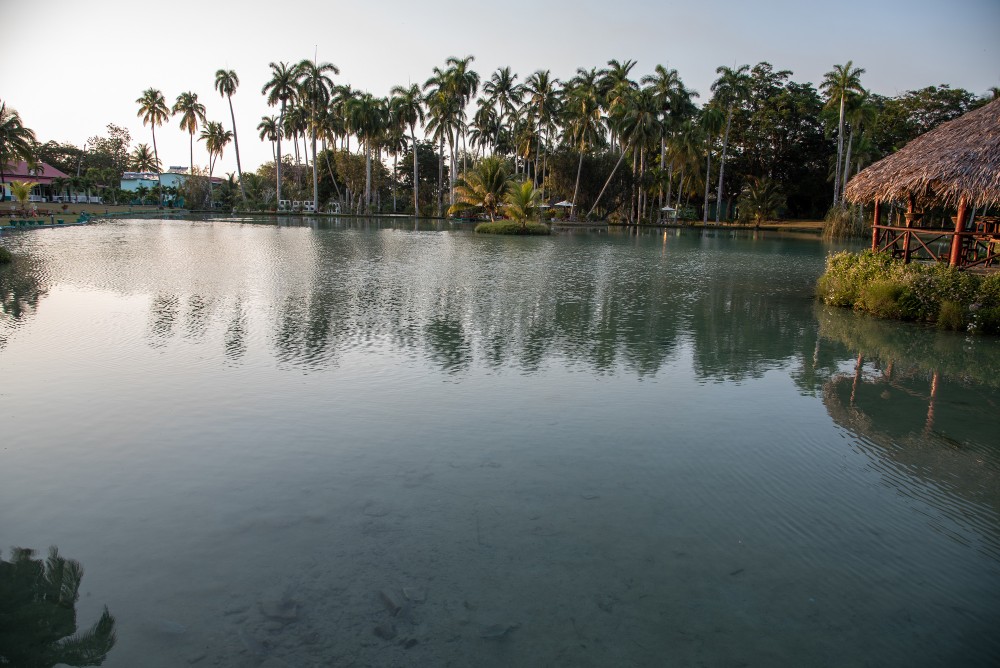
<box><xmin>822</xmin><ymin>204</ymin><xmax>867</xmax><ymax>240</ymax></box>
<box><xmin>9</xmin><ymin>180</ymin><xmax>37</xmax><ymax>207</ymax></box>
<box><xmin>817</xmin><ymin>250</ymin><xmax>1000</xmax><ymax>334</ymax></box>
<box><xmin>449</xmin><ymin>156</ymin><xmax>511</xmax><ymax>221</ymax></box>
<box><xmin>737</xmin><ymin>176</ymin><xmax>785</xmax><ymax>226</ymax></box>
<box><xmin>85</xmin><ymin>124</ymin><xmax>131</xmax><ymax>177</ymax></box>
<box><xmin>0</xmin><ymin>246</ymin><xmax>12</xmax><ymax>264</ymax></box>
<box><xmin>474</xmin><ymin>220</ymin><xmax>550</xmax><ymax>235</ymax></box>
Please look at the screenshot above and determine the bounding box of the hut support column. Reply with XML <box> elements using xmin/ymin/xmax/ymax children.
<box><xmin>948</xmin><ymin>197</ymin><xmax>969</xmax><ymax>268</ymax></box>
<box><xmin>871</xmin><ymin>200</ymin><xmax>881</xmax><ymax>251</ymax></box>
<box><xmin>903</xmin><ymin>195</ymin><xmax>915</xmax><ymax>263</ymax></box>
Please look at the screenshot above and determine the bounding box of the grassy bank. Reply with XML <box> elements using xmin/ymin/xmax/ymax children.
<box><xmin>816</xmin><ymin>250</ymin><xmax>1000</xmax><ymax>334</ymax></box>
<box><xmin>474</xmin><ymin>221</ymin><xmax>550</xmax><ymax>235</ymax></box>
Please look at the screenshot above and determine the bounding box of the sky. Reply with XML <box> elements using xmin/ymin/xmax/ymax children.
<box><xmin>5</xmin><ymin>0</ymin><xmax>999</xmax><ymax>176</ymax></box>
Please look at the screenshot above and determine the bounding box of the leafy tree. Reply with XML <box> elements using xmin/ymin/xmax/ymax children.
<box><xmin>35</xmin><ymin>141</ymin><xmax>80</xmax><ymax>176</ymax></box>
<box><xmin>85</xmin><ymin>124</ymin><xmax>131</xmax><ymax>178</ymax></box>
<box><xmin>396</xmin><ymin>141</ymin><xmax>443</xmax><ymax>215</ymax></box>
<box><xmin>0</xmin><ymin>546</ymin><xmax>117</xmax><ymax>667</ymax></box>
<box><xmin>738</xmin><ymin>176</ymin><xmax>786</xmax><ymax>226</ymax></box>
<box><xmin>449</xmin><ymin>156</ymin><xmax>511</xmax><ymax>221</ymax></box>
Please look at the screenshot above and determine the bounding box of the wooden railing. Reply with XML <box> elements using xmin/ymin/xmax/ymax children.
<box><xmin>871</xmin><ymin>214</ymin><xmax>1000</xmax><ymax>269</ymax></box>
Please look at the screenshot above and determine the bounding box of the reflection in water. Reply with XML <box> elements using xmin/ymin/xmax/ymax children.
<box><xmin>0</xmin><ymin>253</ymin><xmax>47</xmax><ymax>350</ymax></box>
<box><xmin>819</xmin><ymin>306</ymin><xmax>1000</xmax><ymax>559</ymax></box>
<box><xmin>0</xmin><ymin>547</ymin><xmax>116</xmax><ymax>667</ymax></box>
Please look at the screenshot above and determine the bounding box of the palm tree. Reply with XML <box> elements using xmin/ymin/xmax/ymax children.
<box><xmin>710</xmin><ymin>64</ymin><xmax>750</xmax><ymax>223</ymax></box>
<box><xmin>523</xmin><ymin>70</ymin><xmax>559</xmax><ymax>196</ymax></box>
<box><xmin>390</xmin><ymin>84</ymin><xmax>426</xmax><ymax>215</ymax></box>
<box><xmin>424</xmin><ymin>67</ymin><xmax>458</xmax><ymax>216</ymax></box>
<box><xmin>262</xmin><ymin>61</ymin><xmax>299</xmax><ymax>203</ymax></box>
<box><xmin>130</xmin><ymin>143</ymin><xmax>160</xmax><ymax>172</ymax></box>
<box><xmin>214</xmin><ymin>69</ymin><xmax>246</xmax><ymax>204</ymax></box>
<box><xmin>505</xmin><ymin>179</ymin><xmax>541</xmax><ymax>230</ymax></box>
<box><xmin>449</xmin><ymin>156</ymin><xmax>511</xmax><ymax>221</ymax></box>
<box><xmin>9</xmin><ymin>180</ymin><xmax>37</xmax><ymax>211</ymax></box>
<box><xmin>346</xmin><ymin>92</ymin><xmax>385</xmax><ymax>212</ymax></box>
<box><xmin>563</xmin><ymin>68</ymin><xmax>604</xmax><ymax>219</ymax></box>
<box><xmin>619</xmin><ymin>87</ymin><xmax>662</xmax><ymax>222</ymax></box>
<box><xmin>738</xmin><ymin>177</ymin><xmax>785</xmax><ymax>227</ymax></box>
<box><xmin>820</xmin><ymin>61</ymin><xmax>866</xmax><ymax>206</ymax></box>
<box><xmin>445</xmin><ymin>55</ymin><xmax>480</xmax><ymax>174</ymax></box>
<box><xmin>0</xmin><ymin>101</ymin><xmax>37</xmax><ymax>201</ymax></box>
<box><xmin>172</xmin><ymin>91</ymin><xmax>206</xmax><ymax>177</ymax></box>
<box><xmin>199</xmin><ymin>120</ymin><xmax>233</xmax><ymax>207</ymax></box>
<box><xmin>135</xmin><ymin>88</ymin><xmax>169</xmax><ymax>178</ymax></box>
<box><xmin>296</xmin><ymin>58</ymin><xmax>339</xmax><ymax>212</ymax></box>
<box><xmin>700</xmin><ymin>106</ymin><xmax>725</xmax><ymax>223</ymax></box>
<box><xmin>257</xmin><ymin>115</ymin><xmax>280</xmax><ymax>164</ymax></box>
<box><xmin>841</xmin><ymin>93</ymin><xmax>876</xmax><ymax>196</ymax></box>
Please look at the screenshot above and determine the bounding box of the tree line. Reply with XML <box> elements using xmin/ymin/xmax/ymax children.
<box><xmin>2</xmin><ymin>59</ymin><xmax>994</xmax><ymax>219</ymax></box>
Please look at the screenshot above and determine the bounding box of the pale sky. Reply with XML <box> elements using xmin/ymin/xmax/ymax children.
<box><xmin>5</xmin><ymin>0</ymin><xmax>998</xmax><ymax>175</ymax></box>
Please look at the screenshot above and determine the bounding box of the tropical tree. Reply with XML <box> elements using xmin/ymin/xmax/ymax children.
<box><xmin>700</xmin><ymin>106</ymin><xmax>725</xmax><ymax>223</ymax></box>
<box><xmin>424</xmin><ymin>67</ymin><xmax>457</xmax><ymax>216</ymax></box>
<box><xmin>563</xmin><ymin>68</ymin><xmax>604</xmax><ymax>218</ymax></box>
<box><xmin>257</xmin><ymin>116</ymin><xmax>280</xmax><ymax>164</ymax></box>
<box><xmin>710</xmin><ymin>64</ymin><xmax>750</xmax><ymax>222</ymax></box>
<box><xmin>171</xmin><ymin>91</ymin><xmax>206</xmax><ymax>177</ymax></box>
<box><xmin>391</xmin><ymin>84</ymin><xmax>425</xmax><ymax>214</ymax></box>
<box><xmin>505</xmin><ymin>179</ymin><xmax>541</xmax><ymax>230</ymax></box>
<box><xmin>130</xmin><ymin>143</ymin><xmax>160</xmax><ymax>172</ymax></box>
<box><xmin>346</xmin><ymin>92</ymin><xmax>385</xmax><ymax>212</ymax></box>
<box><xmin>214</xmin><ymin>69</ymin><xmax>246</xmax><ymax>204</ymax></box>
<box><xmin>820</xmin><ymin>61</ymin><xmax>866</xmax><ymax>206</ymax></box>
<box><xmin>523</xmin><ymin>70</ymin><xmax>560</xmax><ymax>195</ymax></box>
<box><xmin>9</xmin><ymin>180</ymin><xmax>36</xmax><ymax>211</ymax></box>
<box><xmin>135</xmin><ymin>88</ymin><xmax>169</xmax><ymax>177</ymax></box>
<box><xmin>449</xmin><ymin>156</ymin><xmax>511</xmax><ymax>221</ymax></box>
<box><xmin>296</xmin><ymin>58</ymin><xmax>339</xmax><ymax>212</ymax></box>
<box><xmin>738</xmin><ymin>176</ymin><xmax>785</xmax><ymax>226</ymax></box>
<box><xmin>199</xmin><ymin>121</ymin><xmax>233</xmax><ymax>207</ymax></box>
<box><xmin>262</xmin><ymin>61</ymin><xmax>299</xmax><ymax>203</ymax></box>
<box><xmin>0</xmin><ymin>101</ymin><xmax>37</xmax><ymax>201</ymax></box>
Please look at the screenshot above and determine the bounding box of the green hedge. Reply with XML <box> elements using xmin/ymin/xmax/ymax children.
<box><xmin>474</xmin><ymin>220</ymin><xmax>550</xmax><ymax>235</ymax></box>
<box><xmin>816</xmin><ymin>250</ymin><xmax>1000</xmax><ymax>334</ymax></box>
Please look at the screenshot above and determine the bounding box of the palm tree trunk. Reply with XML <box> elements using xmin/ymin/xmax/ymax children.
<box><xmin>571</xmin><ymin>148</ymin><xmax>584</xmax><ymax>220</ymax></box>
<box><xmin>587</xmin><ymin>149</ymin><xmax>628</xmax><ymax>219</ymax></box>
<box><xmin>841</xmin><ymin>125</ymin><xmax>855</xmax><ymax>200</ymax></box>
<box><xmin>312</xmin><ymin>130</ymin><xmax>319</xmax><ymax>212</ymax></box>
<box><xmin>437</xmin><ymin>136</ymin><xmax>444</xmax><ymax>217</ymax></box>
<box><xmin>703</xmin><ymin>145</ymin><xmax>712</xmax><ymax>224</ymax></box>
<box><xmin>411</xmin><ymin>129</ymin><xmax>419</xmax><ymax>215</ymax></box>
<box><xmin>834</xmin><ymin>95</ymin><xmax>845</xmax><ymax>206</ymax></box>
<box><xmin>277</xmin><ymin>102</ymin><xmax>285</xmax><ymax>203</ymax></box>
<box><xmin>365</xmin><ymin>141</ymin><xmax>372</xmax><ymax>213</ymax></box>
<box><xmin>227</xmin><ymin>95</ymin><xmax>246</xmax><ymax>205</ymax></box>
<box><xmin>716</xmin><ymin>105</ymin><xmax>733</xmax><ymax>224</ymax></box>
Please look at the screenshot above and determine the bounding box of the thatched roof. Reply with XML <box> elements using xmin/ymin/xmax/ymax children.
<box><xmin>844</xmin><ymin>97</ymin><xmax>1000</xmax><ymax>209</ymax></box>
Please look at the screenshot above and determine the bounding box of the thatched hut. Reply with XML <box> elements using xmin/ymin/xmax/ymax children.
<box><xmin>844</xmin><ymin>97</ymin><xmax>1000</xmax><ymax>267</ymax></box>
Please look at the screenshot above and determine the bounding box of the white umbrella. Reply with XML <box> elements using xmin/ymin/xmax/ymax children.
<box><xmin>554</xmin><ymin>200</ymin><xmax>574</xmax><ymax>208</ymax></box>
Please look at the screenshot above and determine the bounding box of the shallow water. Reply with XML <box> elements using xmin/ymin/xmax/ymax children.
<box><xmin>1</xmin><ymin>217</ymin><xmax>998</xmax><ymax>667</ymax></box>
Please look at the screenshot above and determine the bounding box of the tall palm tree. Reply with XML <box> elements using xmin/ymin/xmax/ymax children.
<box><xmin>0</xmin><ymin>101</ymin><xmax>37</xmax><ymax>201</ymax></box>
<box><xmin>563</xmin><ymin>68</ymin><xmax>604</xmax><ymax>218</ymax></box>
<box><xmin>523</xmin><ymin>70</ymin><xmax>559</xmax><ymax>195</ymax></box>
<box><xmin>445</xmin><ymin>55</ymin><xmax>480</xmax><ymax>175</ymax></box>
<box><xmin>172</xmin><ymin>91</ymin><xmax>206</xmax><ymax>177</ymax></box>
<box><xmin>135</xmin><ymin>88</ymin><xmax>169</xmax><ymax>177</ymax></box>
<box><xmin>700</xmin><ymin>106</ymin><xmax>725</xmax><ymax>223</ymax></box>
<box><xmin>390</xmin><ymin>84</ymin><xmax>425</xmax><ymax>215</ymax></box>
<box><xmin>130</xmin><ymin>143</ymin><xmax>160</xmax><ymax>172</ymax></box>
<box><xmin>297</xmin><ymin>58</ymin><xmax>339</xmax><ymax>212</ymax></box>
<box><xmin>710</xmin><ymin>64</ymin><xmax>750</xmax><ymax>222</ymax></box>
<box><xmin>346</xmin><ymin>92</ymin><xmax>385</xmax><ymax>212</ymax></box>
<box><xmin>483</xmin><ymin>66</ymin><xmax>523</xmax><ymax>155</ymax></box>
<box><xmin>619</xmin><ymin>87</ymin><xmax>662</xmax><ymax>221</ymax></box>
<box><xmin>821</xmin><ymin>61</ymin><xmax>866</xmax><ymax>206</ymax></box>
<box><xmin>424</xmin><ymin>67</ymin><xmax>458</xmax><ymax>216</ymax></box>
<box><xmin>262</xmin><ymin>61</ymin><xmax>299</xmax><ymax>203</ymax></box>
<box><xmin>199</xmin><ymin>120</ymin><xmax>233</xmax><ymax>207</ymax></box>
<box><xmin>841</xmin><ymin>93</ymin><xmax>876</xmax><ymax>196</ymax></box>
<box><xmin>214</xmin><ymin>69</ymin><xmax>246</xmax><ymax>204</ymax></box>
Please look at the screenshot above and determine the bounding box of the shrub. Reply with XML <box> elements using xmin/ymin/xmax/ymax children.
<box><xmin>0</xmin><ymin>246</ymin><xmax>12</xmax><ymax>264</ymax></box>
<box><xmin>937</xmin><ymin>300</ymin><xmax>966</xmax><ymax>331</ymax></box>
<box><xmin>858</xmin><ymin>280</ymin><xmax>906</xmax><ymax>319</ymax></box>
<box><xmin>474</xmin><ymin>220</ymin><xmax>550</xmax><ymax>235</ymax></box>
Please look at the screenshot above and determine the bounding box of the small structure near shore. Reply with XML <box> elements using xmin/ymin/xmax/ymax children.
<box><xmin>844</xmin><ymin>97</ymin><xmax>1000</xmax><ymax>269</ymax></box>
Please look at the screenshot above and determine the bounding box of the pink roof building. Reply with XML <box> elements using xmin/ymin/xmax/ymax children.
<box><xmin>1</xmin><ymin>160</ymin><xmax>70</xmax><ymax>186</ymax></box>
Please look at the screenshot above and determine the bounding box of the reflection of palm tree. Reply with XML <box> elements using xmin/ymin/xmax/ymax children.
<box><xmin>0</xmin><ymin>546</ymin><xmax>116</xmax><ymax>667</ymax></box>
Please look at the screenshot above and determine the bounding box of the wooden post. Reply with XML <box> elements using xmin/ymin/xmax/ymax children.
<box><xmin>871</xmin><ymin>200</ymin><xmax>881</xmax><ymax>251</ymax></box>
<box><xmin>903</xmin><ymin>195</ymin><xmax>914</xmax><ymax>263</ymax></box>
<box><xmin>949</xmin><ymin>196</ymin><xmax>969</xmax><ymax>268</ymax></box>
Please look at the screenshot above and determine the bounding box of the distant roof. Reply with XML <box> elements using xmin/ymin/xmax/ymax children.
<box><xmin>1</xmin><ymin>160</ymin><xmax>70</xmax><ymax>183</ymax></box>
<box><xmin>845</xmin><ymin>97</ymin><xmax>1000</xmax><ymax>209</ymax></box>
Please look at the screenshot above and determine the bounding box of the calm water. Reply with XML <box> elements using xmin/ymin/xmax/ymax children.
<box><xmin>1</xmin><ymin>217</ymin><xmax>998</xmax><ymax>667</ymax></box>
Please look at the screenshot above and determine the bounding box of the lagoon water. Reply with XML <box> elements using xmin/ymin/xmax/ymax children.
<box><xmin>1</xmin><ymin>217</ymin><xmax>998</xmax><ymax>667</ymax></box>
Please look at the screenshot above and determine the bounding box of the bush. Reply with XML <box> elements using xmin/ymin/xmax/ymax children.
<box><xmin>816</xmin><ymin>250</ymin><xmax>998</xmax><ymax>334</ymax></box>
<box><xmin>0</xmin><ymin>246</ymin><xmax>12</xmax><ymax>264</ymax></box>
<box><xmin>474</xmin><ymin>220</ymin><xmax>550</xmax><ymax>235</ymax></box>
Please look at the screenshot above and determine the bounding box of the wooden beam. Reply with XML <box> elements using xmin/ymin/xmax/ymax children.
<box><xmin>872</xmin><ymin>200</ymin><xmax>881</xmax><ymax>251</ymax></box>
<box><xmin>949</xmin><ymin>196</ymin><xmax>969</xmax><ymax>267</ymax></box>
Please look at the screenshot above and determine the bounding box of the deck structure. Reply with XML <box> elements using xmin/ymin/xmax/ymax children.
<box><xmin>844</xmin><ymin>97</ymin><xmax>1000</xmax><ymax>269</ymax></box>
